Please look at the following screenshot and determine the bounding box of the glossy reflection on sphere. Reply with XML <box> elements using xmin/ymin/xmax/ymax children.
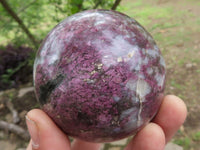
<box><xmin>34</xmin><ymin>9</ymin><xmax>166</xmax><ymax>143</ymax></box>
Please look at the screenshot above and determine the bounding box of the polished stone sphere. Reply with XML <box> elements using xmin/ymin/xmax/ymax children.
<box><xmin>34</xmin><ymin>9</ymin><xmax>166</xmax><ymax>143</ymax></box>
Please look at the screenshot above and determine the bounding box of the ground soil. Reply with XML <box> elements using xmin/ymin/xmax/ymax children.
<box><xmin>122</xmin><ymin>0</ymin><xmax>200</xmax><ymax>149</ymax></box>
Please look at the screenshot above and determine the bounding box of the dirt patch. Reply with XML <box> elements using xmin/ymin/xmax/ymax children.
<box><xmin>0</xmin><ymin>87</ymin><xmax>38</xmax><ymax>149</ymax></box>
<box><xmin>122</xmin><ymin>0</ymin><xmax>200</xmax><ymax>149</ymax></box>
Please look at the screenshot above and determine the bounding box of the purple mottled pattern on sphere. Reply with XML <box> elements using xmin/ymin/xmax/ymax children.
<box><xmin>33</xmin><ymin>9</ymin><xmax>166</xmax><ymax>142</ymax></box>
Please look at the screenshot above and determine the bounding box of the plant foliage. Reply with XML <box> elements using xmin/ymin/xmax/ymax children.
<box><xmin>0</xmin><ymin>0</ymin><xmax>121</xmax><ymax>90</ymax></box>
<box><xmin>0</xmin><ymin>0</ymin><xmax>121</xmax><ymax>48</ymax></box>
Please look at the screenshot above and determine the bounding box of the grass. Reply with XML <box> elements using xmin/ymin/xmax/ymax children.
<box><xmin>119</xmin><ymin>0</ymin><xmax>143</xmax><ymax>11</ymax></box>
<box><xmin>123</xmin><ymin>6</ymin><xmax>174</xmax><ymax>26</ymax></box>
<box><xmin>196</xmin><ymin>18</ymin><xmax>200</xmax><ymax>25</ymax></box>
<box><xmin>178</xmin><ymin>59</ymin><xmax>186</xmax><ymax>66</ymax></box>
<box><xmin>192</xmin><ymin>132</ymin><xmax>200</xmax><ymax>141</ymax></box>
<box><xmin>121</xmin><ymin>0</ymin><xmax>186</xmax><ymax>28</ymax></box>
<box><xmin>173</xmin><ymin>131</ymin><xmax>200</xmax><ymax>150</ymax></box>
<box><xmin>174</xmin><ymin>137</ymin><xmax>191</xmax><ymax>150</ymax></box>
<box><xmin>150</xmin><ymin>22</ymin><xmax>181</xmax><ymax>31</ymax></box>
<box><xmin>170</xmin><ymin>80</ymin><xmax>185</xmax><ymax>90</ymax></box>
<box><xmin>121</xmin><ymin>0</ymin><xmax>198</xmax><ymax>59</ymax></box>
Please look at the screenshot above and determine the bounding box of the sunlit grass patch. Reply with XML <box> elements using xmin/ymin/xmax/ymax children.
<box><xmin>121</xmin><ymin>0</ymin><xmax>175</xmax><ymax>26</ymax></box>
<box><xmin>196</xmin><ymin>18</ymin><xmax>200</xmax><ymax>25</ymax></box>
<box><xmin>130</xmin><ymin>6</ymin><xmax>174</xmax><ymax>26</ymax></box>
<box><xmin>150</xmin><ymin>22</ymin><xmax>182</xmax><ymax>31</ymax></box>
<box><xmin>173</xmin><ymin>137</ymin><xmax>191</xmax><ymax>150</ymax></box>
<box><xmin>170</xmin><ymin>80</ymin><xmax>185</xmax><ymax>90</ymax></box>
<box><xmin>192</xmin><ymin>131</ymin><xmax>200</xmax><ymax>141</ymax></box>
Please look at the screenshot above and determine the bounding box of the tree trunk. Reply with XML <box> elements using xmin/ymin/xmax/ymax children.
<box><xmin>111</xmin><ymin>0</ymin><xmax>122</xmax><ymax>10</ymax></box>
<box><xmin>0</xmin><ymin>0</ymin><xmax>38</xmax><ymax>48</ymax></box>
<box><xmin>93</xmin><ymin>0</ymin><xmax>101</xmax><ymax>9</ymax></box>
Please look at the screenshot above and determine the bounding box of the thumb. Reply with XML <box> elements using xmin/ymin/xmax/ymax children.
<box><xmin>26</xmin><ymin>109</ymin><xmax>71</xmax><ymax>150</ymax></box>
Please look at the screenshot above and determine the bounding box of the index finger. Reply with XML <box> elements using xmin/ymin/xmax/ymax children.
<box><xmin>152</xmin><ymin>95</ymin><xmax>187</xmax><ymax>142</ymax></box>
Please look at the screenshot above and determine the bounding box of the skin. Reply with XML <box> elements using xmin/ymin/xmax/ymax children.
<box><xmin>26</xmin><ymin>95</ymin><xmax>187</xmax><ymax>150</ymax></box>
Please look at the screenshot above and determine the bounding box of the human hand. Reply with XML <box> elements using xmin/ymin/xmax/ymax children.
<box><xmin>26</xmin><ymin>95</ymin><xmax>187</xmax><ymax>150</ymax></box>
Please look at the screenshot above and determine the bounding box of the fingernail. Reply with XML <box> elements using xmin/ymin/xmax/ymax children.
<box><xmin>26</xmin><ymin>115</ymin><xmax>40</xmax><ymax>149</ymax></box>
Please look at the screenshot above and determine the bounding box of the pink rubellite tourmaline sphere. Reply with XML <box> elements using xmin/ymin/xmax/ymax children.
<box><xmin>34</xmin><ymin>9</ymin><xmax>166</xmax><ymax>143</ymax></box>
